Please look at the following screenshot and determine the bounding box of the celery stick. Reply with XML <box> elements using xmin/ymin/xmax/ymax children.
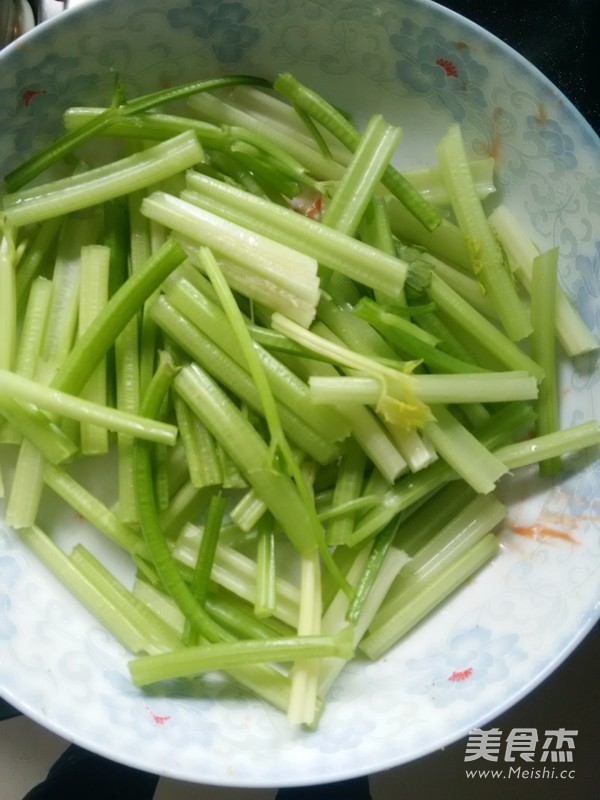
<box><xmin>336</xmin><ymin>403</ymin><xmax>407</xmax><ymax>484</ymax></box>
<box><xmin>360</xmin><ymin>533</ymin><xmax>499</xmax><ymax>659</ymax></box>
<box><xmin>174</xmin><ymin>362</ymin><xmax>319</xmax><ymax>554</ymax></box>
<box><xmin>230</xmin><ymin>489</ymin><xmax>267</xmax><ymax>532</ymax></box>
<box><xmin>184</xmin><ymin>173</ymin><xmax>408</xmax><ymax>299</ymax></box>
<box><xmin>327</xmin><ymin>438</ymin><xmax>367</xmax><ymax>546</ymax></box>
<box><xmin>4</xmin><ymin>439</ymin><xmax>45</xmax><ymax>529</ymax></box>
<box><xmin>18</xmin><ymin>526</ymin><xmax>159</xmax><ymax>654</ymax></box>
<box><xmin>114</xmin><ymin>317</ymin><xmax>141</xmax><ymax>523</ymax></box>
<box><xmin>3</xmin><ymin>132</ymin><xmax>205</xmax><ymax>227</ymax></box>
<box><xmin>489</xmin><ymin>205</ymin><xmax>598</xmax><ymax>357</ymax></box>
<box><xmin>321</xmin><ymin>114</ymin><xmax>402</xmax><ymax>237</ymax></box>
<box><xmin>495</xmin><ymin>421</ymin><xmax>600</xmax><ymax>469</ymax></box>
<box><xmin>129</xmin><ymin>628</ymin><xmax>352</xmax><ymax>687</ymax></box>
<box><xmin>273</xmin><ymin>72</ymin><xmax>441</xmax><ymax>232</ymax></box>
<box><xmin>152</xmin><ymin>296</ymin><xmax>341</xmax><ymax>464</ymax></box>
<box><xmin>423</xmin><ymin>404</ymin><xmax>508</xmax><ymax>494</ymax></box>
<box><xmin>6</xmin><ymin>75</ymin><xmax>271</xmax><ymax>192</ymax></box>
<box><xmin>426</xmin><ymin>273</ymin><xmax>544</xmax><ymax>380</ymax></box>
<box><xmin>288</xmin><ymin>548</ymin><xmax>322</xmax><ymax>727</ymax></box>
<box><xmin>173</xmin><ymin>393</ymin><xmax>223</xmax><ymax>488</ymax></box>
<box><xmin>158</xmin><ymin>480</ymin><xmax>212</xmax><ymax>540</ymax></box>
<box><xmin>0</xmin><ymin>225</ymin><xmax>17</xmax><ymax>370</ymax></box>
<box><xmin>174</xmin><ymin>523</ymin><xmax>300</xmax><ymax>627</ymax></box>
<box><xmin>0</xmin><ymin>369</ymin><xmax>176</xmax><ymax>445</ymax></box>
<box><xmin>14</xmin><ymin>277</ymin><xmax>53</xmax><ymax>380</ymax></box>
<box><xmin>78</xmin><ymin>245</ymin><xmax>110</xmax><ymax>454</ymax></box>
<box><xmin>254</xmin><ymin>516</ymin><xmax>277</xmax><ymax>619</ymax></box>
<box><xmin>69</xmin><ymin>544</ymin><xmax>183</xmax><ymax>653</ymax></box>
<box><xmin>402</xmin><ymin>157</ymin><xmax>496</xmax><ymax>206</ymax></box>
<box><xmin>15</xmin><ymin>218</ymin><xmax>62</xmax><ymax>309</ymax></box>
<box><xmin>436</xmin><ymin>124</ymin><xmax>531</xmax><ymax>341</ymax></box>
<box><xmin>52</xmin><ymin>238</ymin><xmax>185</xmax><ymax>396</ymax></box>
<box><xmin>0</xmin><ymin>397</ymin><xmax>77</xmax><ymax>463</ymax></box>
<box><xmin>43</xmin><ymin>463</ymin><xmax>146</xmax><ymax>557</ymax></box>
<box><xmin>165</xmin><ymin>276</ymin><xmax>349</xmax><ymax>442</ymax></box>
<box><xmin>530</xmin><ymin>248</ymin><xmax>561</xmax><ymax>476</ymax></box>
<box><xmin>191</xmin><ymin>493</ymin><xmax>226</xmax><ymax>604</ymax></box>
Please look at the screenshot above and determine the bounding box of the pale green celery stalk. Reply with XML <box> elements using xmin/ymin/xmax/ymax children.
<box><xmin>360</xmin><ymin>533</ymin><xmax>499</xmax><ymax>659</ymax></box>
<box><xmin>402</xmin><ymin>156</ymin><xmax>496</xmax><ymax>206</ymax></box>
<box><xmin>272</xmin><ymin>72</ymin><xmax>441</xmax><ymax>232</ymax></box>
<box><xmin>114</xmin><ymin>317</ymin><xmax>141</xmax><ymax>524</ymax></box>
<box><xmin>129</xmin><ymin>628</ymin><xmax>352</xmax><ymax>687</ymax></box>
<box><xmin>271</xmin><ymin>313</ymin><xmax>432</xmax><ymax>430</ymax></box>
<box><xmin>327</xmin><ymin>438</ymin><xmax>368</xmax><ymax>546</ymax></box>
<box><xmin>359</xmin><ymin>196</ymin><xmax>404</xmax><ymax>306</ymax></box>
<box><xmin>15</xmin><ymin>217</ymin><xmax>62</xmax><ymax>309</ymax></box>
<box><xmin>383</xmin><ymin>421</ymin><xmax>438</xmax><ymax>473</ymax></box>
<box><xmin>191</xmin><ymin>493</ymin><xmax>226</xmax><ymax>604</ymax></box>
<box><xmin>18</xmin><ymin>526</ymin><xmax>162</xmax><ymax>654</ymax></box>
<box><xmin>393</xmin><ymin>480</ymin><xmax>477</xmax><ymax>557</ymax></box>
<box><xmin>3</xmin><ymin>132</ymin><xmax>205</xmax><ymax>227</ymax></box>
<box><xmin>151</xmin><ymin>296</ymin><xmax>341</xmax><ymax>465</ymax></box>
<box><xmin>320</xmin><ymin>114</ymin><xmax>402</xmax><ymax>238</ymax></box>
<box><xmin>375</xmin><ymin>493</ymin><xmax>505</xmax><ymax>624</ymax></box>
<box><xmin>42</xmin><ymin>215</ymin><xmax>95</xmax><ymax>376</ymax></box>
<box><xmin>0</xmin><ymin>369</ymin><xmax>177</xmax><ymax>444</ymax></box>
<box><xmin>317</xmin><ymin>295</ymin><xmax>399</xmax><ymax>362</ymax></box>
<box><xmin>7</xmin><ymin>75</ymin><xmax>271</xmax><ymax>192</ymax></box>
<box><xmin>173</xmin><ymin>393</ymin><xmax>223</xmax><ymax>488</ymax></box>
<box><xmin>288</xmin><ymin>548</ymin><xmax>322</xmax><ymax>727</ymax></box>
<box><xmin>69</xmin><ymin>544</ymin><xmax>184</xmax><ymax>653</ymax></box>
<box><xmin>254</xmin><ymin>515</ymin><xmax>277</xmax><ymax>619</ymax></box>
<box><xmin>318</xmin><ymin>543</ymin><xmax>408</xmax><ymax>698</ymax></box>
<box><xmin>230</xmin><ymin>489</ymin><xmax>267</xmax><ymax>532</ymax></box>
<box><xmin>142</xmin><ymin>192</ymin><xmax>320</xmax><ymax>327</ymax></box>
<box><xmin>158</xmin><ymin>481</ymin><xmax>213</xmax><ymax>540</ymax></box>
<box><xmin>132</xmin><ymin>351</ymin><xmax>229</xmax><ymax>644</ymax></box>
<box><xmin>423</xmin><ymin>404</ymin><xmax>508</xmax><ymax>494</ymax></box>
<box><xmin>187</xmin><ymin>91</ymin><xmax>347</xmax><ymax>181</ymax></box>
<box><xmin>495</xmin><ymin>421</ymin><xmax>600</xmax><ymax>470</ymax></box>
<box><xmin>0</xmin><ymin>398</ymin><xmax>77</xmax><ymax>463</ymax></box>
<box><xmin>386</xmin><ymin>196</ymin><xmax>470</xmax><ymax>269</ymax></box>
<box><xmin>0</xmin><ymin>225</ymin><xmax>17</xmax><ymax>370</ymax></box>
<box><xmin>181</xmin><ymin>241</ymin><xmax>317</xmax><ymax>328</ymax></box>
<box><xmin>78</xmin><ymin>245</ymin><xmax>110</xmax><ymax>454</ymax></box>
<box><xmin>132</xmin><ymin>578</ymin><xmax>186</xmax><ymax>637</ymax></box>
<box><xmin>4</xmin><ymin>438</ymin><xmax>45</xmax><ymax>529</ymax></box>
<box><xmin>62</xmin><ymin>107</ymin><xmax>226</xmax><ymax>149</ymax></box>
<box><xmin>52</xmin><ymin>237</ymin><xmax>185</xmax><ymax>395</ymax></box>
<box><xmin>216</xmin><ymin>446</ymin><xmax>247</xmax><ymax>489</ymax></box>
<box><xmin>227</xmin><ymin>125</ymin><xmax>317</xmax><ymax>188</ymax></box>
<box><xmin>530</xmin><ymin>248</ymin><xmax>561</xmax><ymax>476</ymax></box>
<box><xmin>198</xmin><ymin>247</ymin><xmax>348</xmax><ymax>594</ymax></box>
<box><xmin>43</xmin><ymin>463</ymin><xmax>146</xmax><ymax>557</ymax></box>
<box><xmin>489</xmin><ymin>205</ymin><xmax>598</xmax><ymax>357</ymax></box>
<box><xmin>336</xmin><ymin>403</ymin><xmax>407</xmax><ymax>484</ymax></box>
<box><xmin>165</xmin><ymin>277</ymin><xmax>350</xmax><ymax>443</ymax></box>
<box><xmin>354</xmin><ymin>297</ymin><xmax>488</xmax><ymax>375</ymax></box>
<box><xmin>183</xmin><ymin>173</ymin><xmax>408</xmax><ymax>299</ymax></box>
<box><xmin>345</xmin><ymin>517</ymin><xmax>407</xmax><ymax>624</ymax></box>
<box><xmin>414</xmin><ymin>372</ymin><xmax>538</xmax><ymax>404</ymax></box>
<box><xmin>426</xmin><ymin>273</ymin><xmax>545</xmax><ymax>380</ymax></box>
<box><xmin>5</xmin><ymin>219</ymin><xmax>92</xmax><ymax>527</ymax></box>
<box><xmin>14</xmin><ymin>277</ymin><xmax>53</xmax><ymax>380</ymax></box>
<box><xmin>435</xmin><ymin>124</ymin><xmax>531</xmax><ymax>341</ymax></box>
<box><xmin>427</xmin><ymin>254</ymin><xmax>496</xmax><ymax>318</ymax></box>
<box><xmin>173</xmin><ymin>362</ymin><xmax>320</xmax><ymax>555</ymax></box>
<box><xmin>0</xmin><ymin>464</ymin><xmax>3</xmax><ymax>498</ymax></box>
<box><xmin>205</xmin><ymin>592</ymin><xmax>295</xmax><ymax>640</ymax></box>
<box><xmin>349</xmin><ymin>399</ymin><xmax>531</xmax><ymax>547</ymax></box>
<box><xmin>174</xmin><ymin>523</ymin><xmax>300</xmax><ymax>627</ymax></box>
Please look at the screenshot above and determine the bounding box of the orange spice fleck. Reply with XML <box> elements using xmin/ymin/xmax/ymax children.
<box><xmin>447</xmin><ymin>667</ymin><xmax>473</xmax><ymax>682</ymax></box>
<box><xmin>510</xmin><ymin>523</ymin><xmax>579</xmax><ymax>546</ymax></box>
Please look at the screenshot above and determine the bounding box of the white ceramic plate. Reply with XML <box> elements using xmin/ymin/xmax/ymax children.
<box><xmin>1</xmin><ymin>0</ymin><xmax>599</xmax><ymax>788</ymax></box>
